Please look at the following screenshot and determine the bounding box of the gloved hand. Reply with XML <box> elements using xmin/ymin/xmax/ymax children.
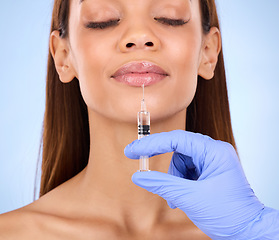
<box><xmin>124</xmin><ymin>130</ymin><xmax>279</xmax><ymax>240</ymax></box>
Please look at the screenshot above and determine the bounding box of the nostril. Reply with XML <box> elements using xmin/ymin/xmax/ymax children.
<box><xmin>126</xmin><ymin>43</ymin><xmax>134</xmax><ymax>48</ymax></box>
<box><xmin>125</xmin><ymin>41</ymin><xmax>154</xmax><ymax>49</ymax></box>
<box><xmin>145</xmin><ymin>42</ymin><xmax>154</xmax><ymax>47</ymax></box>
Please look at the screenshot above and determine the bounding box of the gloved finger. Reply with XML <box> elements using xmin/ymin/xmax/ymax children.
<box><xmin>125</xmin><ymin>130</ymin><xmax>209</xmax><ymax>157</ymax></box>
<box><xmin>125</xmin><ymin>130</ymin><xmax>238</xmax><ymax>178</ymax></box>
<box><xmin>125</xmin><ymin>130</ymin><xmax>212</xmax><ymax>172</ymax></box>
<box><xmin>132</xmin><ymin>171</ymin><xmax>197</xmax><ymax>209</ymax></box>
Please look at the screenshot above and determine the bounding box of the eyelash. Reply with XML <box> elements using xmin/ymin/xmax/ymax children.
<box><xmin>154</xmin><ymin>18</ymin><xmax>189</xmax><ymax>26</ymax></box>
<box><xmin>85</xmin><ymin>18</ymin><xmax>188</xmax><ymax>30</ymax></box>
<box><xmin>85</xmin><ymin>19</ymin><xmax>120</xmax><ymax>29</ymax></box>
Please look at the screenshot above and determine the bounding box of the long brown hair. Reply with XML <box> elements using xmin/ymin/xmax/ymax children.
<box><xmin>39</xmin><ymin>0</ymin><xmax>236</xmax><ymax>197</ymax></box>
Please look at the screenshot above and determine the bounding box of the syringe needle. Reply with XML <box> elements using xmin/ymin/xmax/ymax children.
<box><xmin>141</xmin><ymin>84</ymin><xmax>146</xmax><ymax>112</ymax></box>
<box><xmin>142</xmin><ymin>84</ymin><xmax>144</xmax><ymax>101</ymax></box>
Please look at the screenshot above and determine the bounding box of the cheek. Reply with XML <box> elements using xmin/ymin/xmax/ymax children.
<box><xmin>161</xmin><ymin>32</ymin><xmax>201</xmax><ymax>111</ymax></box>
<box><xmin>71</xmin><ymin>35</ymin><xmax>113</xmax><ymax>112</ymax></box>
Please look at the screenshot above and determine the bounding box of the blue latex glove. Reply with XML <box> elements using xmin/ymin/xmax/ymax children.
<box><xmin>124</xmin><ymin>130</ymin><xmax>279</xmax><ymax>240</ymax></box>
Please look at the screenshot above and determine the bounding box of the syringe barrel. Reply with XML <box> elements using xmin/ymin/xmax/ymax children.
<box><xmin>137</xmin><ymin>110</ymin><xmax>150</xmax><ymax>172</ymax></box>
<box><xmin>137</xmin><ymin>111</ymin><xmax>150</xmax><ymax>137</ymax></box>
<box><xmin>139</xmin><ymin>156</ymin><xmax>149</xmax><ymax>172</ymax></box>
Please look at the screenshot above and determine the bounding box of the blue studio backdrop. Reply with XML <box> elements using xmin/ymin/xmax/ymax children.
<box><xmin>0</xmin><ymin>0</ymin><xmax>279</xmax><ymax>214</ymax></box>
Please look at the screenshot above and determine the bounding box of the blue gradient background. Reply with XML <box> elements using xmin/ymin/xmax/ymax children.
<box><xmin>0</xmin><ymin>1</ymin><xmax>279</xmax><ymax>214</ymax></box>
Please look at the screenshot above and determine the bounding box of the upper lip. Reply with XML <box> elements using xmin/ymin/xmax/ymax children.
<box><xmin>111</xmin><ymin>61</ymin><xmax>169</xmax><ymax>77</ymax></box>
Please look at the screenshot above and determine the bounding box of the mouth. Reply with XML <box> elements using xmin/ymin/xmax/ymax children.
<box><xmin>111</xmin><ymin>61</ymin><xmax>169</xmax><ymax>87</ymax></box>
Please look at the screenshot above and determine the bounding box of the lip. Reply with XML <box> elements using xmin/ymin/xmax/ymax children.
<box><xmin>111</xmin><ymin>61</ymin><xmax>169</xmax><ymax>87</ymax></box>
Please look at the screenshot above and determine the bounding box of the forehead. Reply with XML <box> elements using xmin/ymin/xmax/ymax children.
<box><xmin>78</xmin><ymin>0</ymin><xmax>193</xmax><ymax>5</ymax></box>
<box><xmin>69</xmin><ymin>0</ymin><xmax>201</xmax><ymax>26</ymax></box>
<box><xmin>73</xmin><ymin>0</ymin><xmax>198</xmax><ymax>22</ymax></box>
<box><xmin>70</xmin><ymin>0</ymin><xmax>201</xmax><ymax>27</ymax></box>
<box><xmin>74</xmin><ymin>0</ymin><xmax>196</xmax><ymax>16</ymax></box>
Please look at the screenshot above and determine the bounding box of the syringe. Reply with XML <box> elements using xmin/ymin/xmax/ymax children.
<box><xmin>137</xmin><ymin>84</ymin><xmax>150</xmax><ymax>172</ymax></box>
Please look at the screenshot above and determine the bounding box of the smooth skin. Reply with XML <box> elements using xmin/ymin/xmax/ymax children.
<box><xmin>0</xmin><ymin>0</ymin><xmax>220</xmax><ymax>239</ymax></box>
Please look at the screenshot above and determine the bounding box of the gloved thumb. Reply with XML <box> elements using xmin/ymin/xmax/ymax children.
<box><xmin>132</xmin><ymin>171</ymin><xmax>196</xmax><ymax>209</ymax></box>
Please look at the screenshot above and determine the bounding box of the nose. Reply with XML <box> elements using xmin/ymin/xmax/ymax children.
<box><xmin>118</xmin><ymin>23</ymin><xmax>161</xmax><ymax>52</ymax></box>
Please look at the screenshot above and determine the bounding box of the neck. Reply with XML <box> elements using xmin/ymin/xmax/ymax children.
<box><xmin>78</xmin><ymin>108</ymin><xmax>186</xmax><ymax>229</ymax></box>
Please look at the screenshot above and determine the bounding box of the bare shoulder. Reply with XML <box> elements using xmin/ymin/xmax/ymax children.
<box><xmin>0</xmin><ymin>195</ymin><xmax>111</xmax><ymax>240</ymax></box>
<box><xmin>0</xmin><ymin>205</ymin><xmax>80</xmax><ymax>240</ymax></box>
<box><xmin>0</xmin><ymin>206</ymin><xmax>120</xmax><ymax>240</ymax></box>
<box><xmin>0</xmin><ymin>187</ymin><xmax>79</xmax><ymax>240</ymax></box>
<box><xmin>0</xmin><ymin>209</ymin><xmax>20</xmax><ymax>239</ymax></box>
<box><xmin>0</xmin><ymin>174</ymin><xmax>89</xmax><ymax>239</ymax></box>
<box><xmin>0</xmin><ymin>207</ymin><xmax>43</xmax><ymax>239</ymax></box>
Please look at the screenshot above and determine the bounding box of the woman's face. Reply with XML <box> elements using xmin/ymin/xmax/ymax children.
<box><xmin>65</xmin><ymin>0</ymin><xmax>208</xmax><ymax>123</ymax></box>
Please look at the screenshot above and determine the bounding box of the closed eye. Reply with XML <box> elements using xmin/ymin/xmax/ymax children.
<box><xmin>85</xmin><ymin>17</ymin><xmax>189</xmax><ymax>30</ymax></box>
<box><xmin>154</xmin><ymin>17</ymin><xmax>189</xmax><ymax>26</ymax></box>
<box><xmin>85</xmin><ymin>19</ymin><xmax>120</xmax><ymax>29</ymax></box>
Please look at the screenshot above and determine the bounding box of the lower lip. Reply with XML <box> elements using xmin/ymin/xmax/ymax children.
<box><xmin>112</xmin><ymin>73</ymin><xmax>168</xmax><ymax>87</ymax></box>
